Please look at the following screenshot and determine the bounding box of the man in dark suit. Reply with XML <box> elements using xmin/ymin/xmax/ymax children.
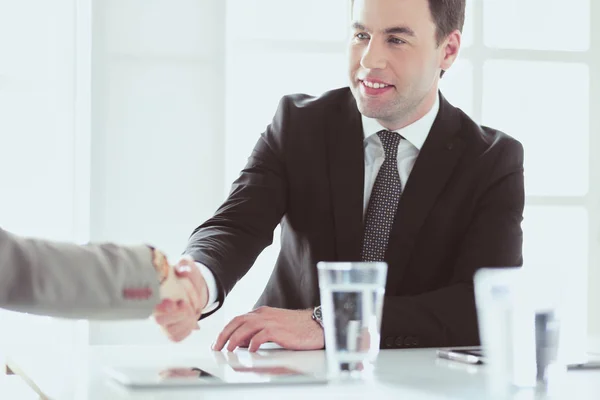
<box><xmin>155</xmin><ymin>0</ymin><xmax>524</xmax><ymax>351</ymax></box>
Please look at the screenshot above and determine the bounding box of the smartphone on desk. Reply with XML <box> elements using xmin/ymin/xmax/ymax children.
<box><xmin>436</xmin><ymin>347</ymin><xmax>600</xmax><ymax>370</ymax></box>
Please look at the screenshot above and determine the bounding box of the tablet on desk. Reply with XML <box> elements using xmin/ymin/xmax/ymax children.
<box><xmin>104</xmin><ymin>364</ymin><xmax>328</xmax><ymax>389</ymax></box>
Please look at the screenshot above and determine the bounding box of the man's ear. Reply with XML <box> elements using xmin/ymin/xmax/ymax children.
<box><xmin>440</xmin><ymin>30</ymin><xmax>462</xmax><ymax>73</ymax></box>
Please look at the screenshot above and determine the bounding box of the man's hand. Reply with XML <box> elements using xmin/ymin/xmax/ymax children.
<box><xmin>153</xmin><ymin>256</ymin><xmax>209</xmax><ymax>342</ymax></box>
<box><xmin>212</xmin><ymin>306</ymin><xmax>325</xmax><ymax>352</ymax></box>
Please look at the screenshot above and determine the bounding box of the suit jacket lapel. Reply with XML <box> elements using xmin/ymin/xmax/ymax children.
<box><xmin>385</xmin><ymin>93</ymin><xmax>466</xmax><ymax>292</ymax></box>
<box><xmin>326</xmin><ymin>91</ymin><xmax>365</xmax><ymax>261</ymax></box>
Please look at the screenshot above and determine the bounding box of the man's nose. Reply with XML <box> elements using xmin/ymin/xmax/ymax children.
<box><xmin>360</xmin><ymin>41</ymin><xmax>387</xmax><ymax>70</ymax></box>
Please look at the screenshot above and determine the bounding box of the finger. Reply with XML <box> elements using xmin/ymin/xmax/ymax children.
<box><xmin>168</xmin><ymin>328</ymin><xmax>191</xmax><ymax>343</ymax></box>
<box><xmin>168</xmin><ymin>319</ymin><xmax>197</xmax><ymax>342</ymax></box>
<box><xmin>158</xmin><ymin>268</ymin><xmax>188</xmax><ymax>303</ymax></box>
<box><xmin>154</xmin><ymin>300</ymin><xmax>194</xmax><ymax>326</ymax></box>
<box><xmin>154</xmin><ymin>298</ymin><xmax>188</xmax><ymax>318</ymax></box>
<box><xmin>154</xmin><ymin>311</ymin><xmax>188</xmax><ymax>327</ymax></box>
<box><xmin>212</xmin><ymin>315</ymin><xmax>248</xmax><ymax>351</ymax></box>
<box><xmin>162</xmin><ymin>317</ymin><xmax>192</xmax><ymax>339</ymax></box>
<box><xmin>180</xmin><ymin>278</ymin><xmax>201</xmax><ymax>315</ymax></box>
<box><xmin>248</xmin><ymin>328</ymin><xmax>275</xmax><ymax>353</ymax></box>
<box><xmin>153</xmin><ymin>299</ymin><xmax>177</xmax><ymax>314</ymax></box>
<box><xmin>163</xmin><ymin>310</ymin><xmax>197</xmax><ymax>341</ymax></box>
<box><xmin>226</xmin><ymin>322</ymin><xmax>263</xmax><ymax>352</ymax></box>
<box><xmin>174</xmin><ymin>257</ymin><xmax>208</xmax><ymax>307</ymax></box>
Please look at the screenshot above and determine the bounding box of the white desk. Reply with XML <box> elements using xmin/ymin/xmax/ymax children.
<box><xmin>5</xmin><ymin>345</ymin><xmax>600</xmax><ymax>400</ymax></box>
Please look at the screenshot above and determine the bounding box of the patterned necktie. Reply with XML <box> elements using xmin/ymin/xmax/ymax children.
<box><xmin>361</xmin><ymin>130</ymin><xmax>403</xmax><ymax>262</ymax></box>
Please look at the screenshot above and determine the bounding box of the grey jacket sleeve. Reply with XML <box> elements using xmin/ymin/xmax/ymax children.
<box><xmin>0</xmin><ymin>227</ymin><xmax>160</xmax><ymax>320</ymax></box>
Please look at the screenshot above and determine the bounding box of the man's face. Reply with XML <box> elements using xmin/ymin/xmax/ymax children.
<box><xmin>348</xmin><ymin>0</ymin><xmax>458</xmax><ymax>129</ymax></box>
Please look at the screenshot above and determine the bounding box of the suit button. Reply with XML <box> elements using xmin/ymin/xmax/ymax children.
<box><xmin>384</xmin><ymin>337</ymin><xmax>394</xmax><ymax>348</ymax></box>
<box><xmin>404</xmin><ymin>337</ymin><xmax>413</xmax><ymax>347</ymax></box>
<box><xmin>394</xmin><ymin>337</ymin><xmax>403</xmax><ymax>347</ymax></box>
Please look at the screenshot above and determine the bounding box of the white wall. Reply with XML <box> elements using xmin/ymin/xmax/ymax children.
<box><xmin>0</xmin><ymin>0</ymin><xmax>84</xmax><ymax>346</ymax></box>
<box><xmin>87</xmin><ymin>0</ymin><xmax>227</xmax><ymax>344</ymax></box>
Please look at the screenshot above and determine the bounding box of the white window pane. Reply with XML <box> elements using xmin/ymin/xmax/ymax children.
<box><xmin>523</xmin><ymin>206</ymin><xmax>587</xmax><ymax>288</ymax></box>
<box><xmin>461</xmin><ymin>0</ymin><xmax>474</xmax><ymax>48</ymax></box>
<box><xmin>0</xmin><ymin>88</ymin><xmax>76</xmax><ymax>240</ymax></box>
<box><xmin>0</xmin><ymin>1</ymin><xmax>62</xmax><ymax>83</ymax></box>
<box><xmin>522</xmin><ymin>206</ymin><xmax>588</xmax><ymax>358</ymax></box>
<box><xmin>439</xmin><ymin>59</ymin><xmax>473</xmax><ymax>118</ymax></box>
<box><xmin>103</xmin><ymin>0</ymin><xmax>222</xmax><ymax>58</ymax></box>
<box><xmin>225</xmin><ymin>51</ymin><xmax>347</xmax><ymax>183</ymax></box>
<box><xmin>484</xmin><ymin>0</ymin><xmax>590</xmax><ymax>51</ymax></box>
<box><xmin>482</xmin><ymin>61</ymin><xmax>589</xmax><ymax>196</ymax></box>
<box><xmin>98</xmin><ymin>61</ymin><xmax>222</xmax><ymax>250</ymax></box>
<box><xmin>226</xmin><ymin>0</ymin><xmax>349</xmax><ymax>42</ymax></box>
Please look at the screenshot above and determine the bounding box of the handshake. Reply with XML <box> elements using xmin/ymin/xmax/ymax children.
<box><xmin>151</xmin><ymin>252</ymin><xmax>209</xmax><ymax>342</ymax></box>
<box><xmin>147</xmin><ymin>251</ymin><xmax>325</xmax><ymax>352</ymax></box>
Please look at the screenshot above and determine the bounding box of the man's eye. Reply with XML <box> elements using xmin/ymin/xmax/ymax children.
<box><xmin>356</xmin><ymin>32</ymin><xmax>369</xmax><ymax>40</ymax></box>
<box><xmin>388</xmin><ymin>37</ymin><xmax>406</xmax><ymax>45</ymax></box>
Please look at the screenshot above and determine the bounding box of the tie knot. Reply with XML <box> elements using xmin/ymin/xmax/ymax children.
<box><xmin>377</xmin><ymin>130</ymin><xmax>402</xmax><ymax>159</ymax></box>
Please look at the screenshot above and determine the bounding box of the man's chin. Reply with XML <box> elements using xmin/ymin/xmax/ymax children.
<box><xmin>359</xmin><ymin>109</ymin><xmax>378</xmax><ymax>119</ymax></box>
<box><xmin>356</xmin><ymin>103</ymin><xmax>388</xmax><ymax>120</ymax></box>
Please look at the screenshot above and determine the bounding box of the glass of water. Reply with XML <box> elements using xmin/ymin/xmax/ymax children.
<box><xmin>317</xmin><ymin>262</ymin><xmax>387</xmax><ymax>378</ymax></box>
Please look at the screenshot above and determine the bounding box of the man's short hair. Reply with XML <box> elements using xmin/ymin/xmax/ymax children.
<box><xmin>427</xmin><ymin>0</ymin><xmax>466</xmax><ymax>46</ymax></box>
<box><xmin>350</xmin><ymin>0</ymin><xmax>466</xmax><ymax>46</ymax></box>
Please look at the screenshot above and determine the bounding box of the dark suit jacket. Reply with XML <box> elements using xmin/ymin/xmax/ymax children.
<box><xmin>186</xmin><ymin>88</ymin><xmax>524</xmax><ymax>349</ymax></box>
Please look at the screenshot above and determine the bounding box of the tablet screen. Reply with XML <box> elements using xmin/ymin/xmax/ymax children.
<box><xmin>159</xmin><ymin>366</ymin><xmax>307</xmax><ymax>381</ymax></box>
<box><xmin>105</xmin><ymin>365</ymin><xmax>327</xmax><ymax>388</ymax></box>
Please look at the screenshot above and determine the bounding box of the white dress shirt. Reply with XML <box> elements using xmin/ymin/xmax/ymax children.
<box><xmin>362</xmin><ymin>94</ymin><xmax>440</xmax><ymax>215</ymax></box>
<box><xmin>197</xmin><ymin>94</ymin><xmax>440</xmax><ymax>313</ymax></box>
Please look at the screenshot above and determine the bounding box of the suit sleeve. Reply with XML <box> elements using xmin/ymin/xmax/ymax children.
<box><xmin>185</xmin><ymin>99</ymin><xmax>289</xmax><ymax>318</ymax></box>
<box><xmin>380</xmin><ymin>140</ymin><xmax>525</xmax><ymax>348</ymax></box>
<box><xmin>0</xmin><ymin>228</ymin><xmax>160</xmax><ymax>320</ymax></box>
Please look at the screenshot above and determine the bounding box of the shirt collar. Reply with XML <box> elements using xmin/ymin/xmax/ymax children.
<box><xmin>361</xmin><ymin>93</ymin><xmax>440</xmax><ymax>151</ymax></box>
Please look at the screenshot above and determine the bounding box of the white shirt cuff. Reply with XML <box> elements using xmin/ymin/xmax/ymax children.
<box><xmin>195</xmin><ymin>262</ymin><xmax>220</xmax><ymax>314</ymax></box>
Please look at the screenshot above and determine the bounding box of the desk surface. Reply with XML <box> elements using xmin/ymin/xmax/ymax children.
<box><xmin>5</xmin><ymin>345</ymin><xmax>600</xmax><ymax>400</ymax></box>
